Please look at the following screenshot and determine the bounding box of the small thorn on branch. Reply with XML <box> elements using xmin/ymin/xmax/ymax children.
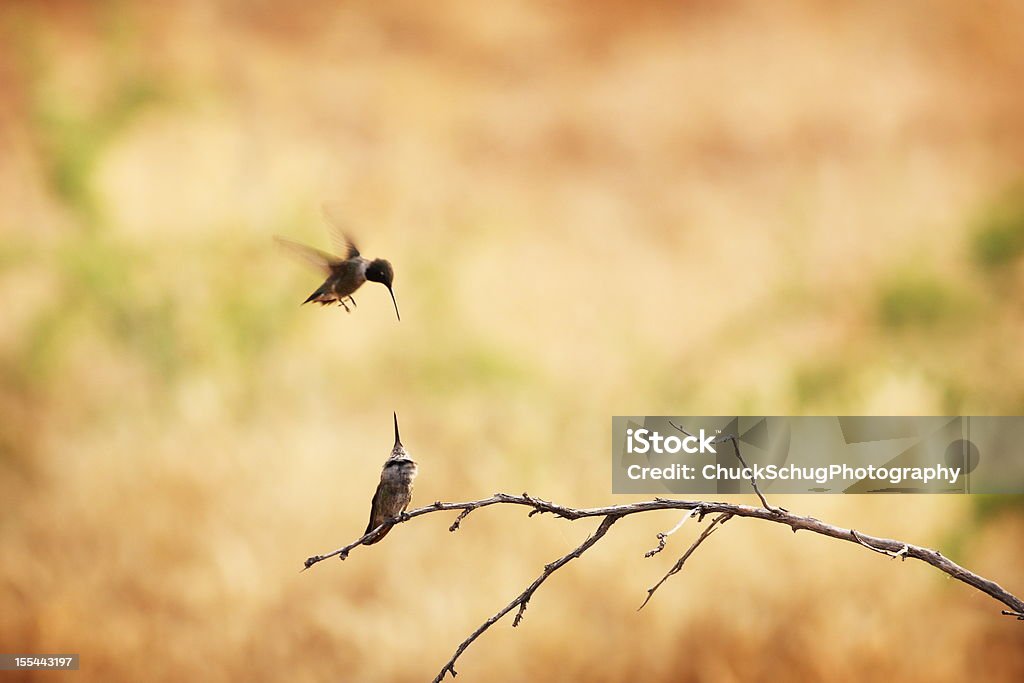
<box><xmin>523</xmin><ymin>493</ymin><xmax>548</xmax><ymax>516</ymax></box>
<box><xmin>1002</xmin><ymin>610</ymin><xmax>1024</xmax><ymax>620</ymax></box>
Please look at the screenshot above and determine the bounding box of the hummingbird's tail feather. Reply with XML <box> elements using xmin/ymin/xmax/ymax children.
<box><xmin>302</xmin><ymin>285</ymin><xmax>329</xmax><ymax>305</ymax></box>
<box><xmin>361</xmin><ymin>524</ymin><xmax>391</xmax><ymax>545</ymax></box>
<box><xmin>363</xmin><ymin>485</ymin><xmax>388</xmax><ymax>544</ymax></box>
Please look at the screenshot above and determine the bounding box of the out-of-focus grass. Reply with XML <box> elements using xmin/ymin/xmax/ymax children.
<box><xmin>876</xmin><ymin>270</ymin><xmax>969</xmax><ymax>330</ymax></box>
<box><xmin>971</xmin><ymin>494</ymin><xmax>1024</xmax><ymax>522</ymax></box>
<box><xmin>972</xmin><ymin>182</ymin><xmax>1024</xmax><ymax>270</ymax></box>
<box><xmin>792</xmin><ymin>360</ymin><xmax>857</xmax><ymax>409</ymax></box>
<box><xmin>27</xmin><ymin>47</ymin><xmax>165</xmax><ymax>226</ymax></box>
<box><xmin>1</xmin><ymin>1</ymin><xmax>1024</xmax><ymax>681</ymax></box>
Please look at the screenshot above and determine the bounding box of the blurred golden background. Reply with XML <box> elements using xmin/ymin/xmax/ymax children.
<box><xmin>2</xmin><ymin>0</ymin><xmax>1023</xmax><ymax>680</ymax></box>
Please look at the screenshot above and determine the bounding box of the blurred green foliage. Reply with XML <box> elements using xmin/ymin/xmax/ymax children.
<box><xmin>972</xmin><ymin>494</ymin><xmax>1024</xmax><ymax>521</ymax></box>
<box><xmin>944</xmin><ymin>494</ymin><xmax>1024</xmax><ymax>559</ymax></box>
<box><xmin>792</xmin><ymin>361</ymin><xmax>854</xmax><ymax>409</ymax></box>
<box><xmin>971</xmin><ymin>182</ymin><xmax>1024</xmax><ymax>270</ymax></box>
<box><xmin>33</xmin><ymin>77</ymin><xmax>162</xmax><ymax>225</ymax></box>
<box><xmin>16</xmin><ymin>3</ymin><xmax>165</xmax><ymax>227</ymax></box>
<box><xmin>876</xmin><ymin>272</ymin><xmax>964</xmax><ymax>330</ymax></box>
<box><xmin>25</xmin><ymin>237</ymin><xmax>293</xmax><ymax>391</ymax></box>
<box><xmin>78</xmin><ymin>239</ymin><xmax>172</xmax><ymax>362</ymax></box>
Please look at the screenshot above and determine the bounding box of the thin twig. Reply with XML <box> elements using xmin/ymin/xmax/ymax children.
<box><xmin>645</xmin><ymin>506</ymin><xmax>703</xmax><ymax>558</ymax></box>
<box><xmin>449</xmin><ymin>508</ymin><xmax>474</xmax><ymax>532</ymax></box>
<box><xmin>302</xmin><ymin>522</ymin><xmax>388</xmax><ymax>568</ymax></box>
<box><xmin>432</xmin><ymin>514</ymin><xmax>620</xmax><ymax>683</ymax></box>
<box><xmin>639</xmin><ymin>512</ymin><xmax>732</xmax><ymax>610</ymax></box>
<box><xmin>720</xmin><ymin>432</ymin><xmax>774</xmax><ymax>511</ymax></box>
<box><xmin>666</xmin><ymin>421</ymin><xmax>695</xmax><ymax>438</ymax></box>
<box><xmin>667</xmin><ymin>421</ymin><xmax>779</xmax><ymax>513</ymax></box>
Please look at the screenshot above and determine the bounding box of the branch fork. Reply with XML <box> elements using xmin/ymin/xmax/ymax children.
<box><xmin>303</xmin><ymin>427</ymin><xmax>1024</xmax><ymax>681</ymax></box>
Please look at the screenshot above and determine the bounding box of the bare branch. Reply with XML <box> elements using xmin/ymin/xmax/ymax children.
<box><xmin>303</xmin><ymin>493</ymin><xmax>1024</xmax><ymax>680</ymax></box>
<box><xmin>639</xmin><ymin>512</ymin><xmax>732</xmax><ymax>610</ymax></box>
<box><xmin>302</xmin><ymin>522</ymin><xmax>388</xmax><ymax>568</ymax></box>
<box><xmin>433</xmin><ymin>515</ymin><xmax>620</xmax><ymax>683</ymax></box>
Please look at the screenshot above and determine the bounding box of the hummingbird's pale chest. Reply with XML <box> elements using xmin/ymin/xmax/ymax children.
<box><xmin>375</xmin><ymin>460</ymin><xmax>418</xmax><ymax>517</ymax></box>
<box><xmin>380</xmin><ymin>460</ymin><xmax>418</xmax><ymax>490</ymax></box>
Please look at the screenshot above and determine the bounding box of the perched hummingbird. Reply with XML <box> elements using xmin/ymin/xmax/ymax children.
<box><xmin>275</xmin><ymin>206</ymin><xmax>400</xmax><ymax>320</ymax></box>
<box><xmin>363</xmin><ymin>413</ymin><xmax>419</xmax><ymax>545</ymax></box>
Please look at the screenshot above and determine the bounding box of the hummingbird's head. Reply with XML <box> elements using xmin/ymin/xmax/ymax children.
<box><xmin>388</xmin><ymin>412</ymin><xmax>412</xmax><ymax>462</ymax></box>
<box><xmin>366</xmin><ymin>259</ymin><xmax>394</xmax><ymax>287</ymax></box>
<box><xmin>366</xmin><ymin>259</ymin><xmax>400</xmax><ymax>321</ymax></box>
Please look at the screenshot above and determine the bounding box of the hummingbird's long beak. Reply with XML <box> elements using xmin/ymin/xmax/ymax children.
<box><xmin>388</xmin><ymin>286</ymin><xmax>401</xmax><ymax>321</ymax></box>
<box><xmin>393</xmin><ymin>412</ymin><xmax>402</xmax><ymax>447</ymax></box>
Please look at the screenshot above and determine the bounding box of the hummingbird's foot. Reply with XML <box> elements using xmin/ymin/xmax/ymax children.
<box><xmin>338</xmin><ymin>299</ymin><xmax>350</xmax><ymax>312</ymax></box>
<box><xmin>348</xmin><ymin>296</ymin><xmax>357</xmax><ymax>308</ymax></box>
<box><xmin>397</xmin><ymin>512</ymin><xmax>411</xmax><ymax>523</ymax></box>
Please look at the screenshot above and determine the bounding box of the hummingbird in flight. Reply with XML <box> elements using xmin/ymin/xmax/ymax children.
<box><xmin>275</xmin><ymin>205</ymin><xmax>401</xmax><ymax>320</ymax></box>
<box><xmin>363</xmin><ymin>413</ymin><xmax>419</xmax><ymax>545</ymax></box>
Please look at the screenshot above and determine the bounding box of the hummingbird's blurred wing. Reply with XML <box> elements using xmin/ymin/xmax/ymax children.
<box><xmin>274</xmin><ymin>237</ymin><xmax>342</xmax><ymax>274</ymax></box>
<box><xmin>321</xmin><ymin>202</ymin><xmax>360</xmax><ymax>260</ymax></box>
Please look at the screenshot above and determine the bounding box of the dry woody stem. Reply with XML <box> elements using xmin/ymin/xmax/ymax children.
<box><xmin>304</xmin><ymin>489</ymin><xmax>1024</xmax><ymax>682</ymax></box>
<box><xmin>303</xmin><ymin>430</ymin><xmax>1020</xmax><ymax>681</ymax></box>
